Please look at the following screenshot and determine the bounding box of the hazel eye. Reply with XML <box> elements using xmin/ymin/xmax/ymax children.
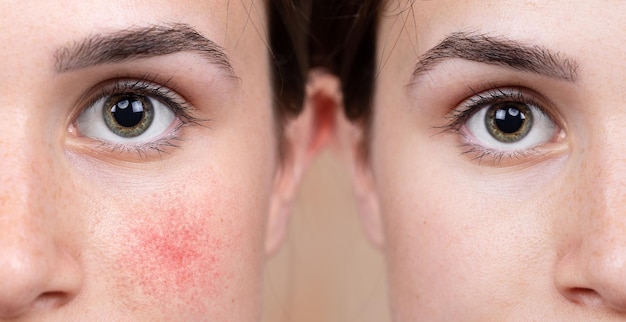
<box><xmin>103</xmin><ymin>94</ymin><xmax>155</xmax><ymax>138</ymax></box>
<box><xmin>76</xmin><ymin>92</ymin><xmax>176</xmax><ymax>144</ymax></box>
<box><xmin>464</xmin><ymin>99</ymin><xmax>556</xmax><ymax>151</ymax></box>
<box><xmin>484</xmin><ymin>102</ymin><xmax>533</xmax><ymax>143</ymax></box>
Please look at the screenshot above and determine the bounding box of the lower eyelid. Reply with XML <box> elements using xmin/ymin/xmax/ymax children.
<box><xmin>73</xmin><ymin>77</ymin><xmax>193</xmax><ymax>122</ymax></box>
<box><xmin>67</xmin><ymin>120</ymin><xmax>187</xmax><ymax>161</ymax></box>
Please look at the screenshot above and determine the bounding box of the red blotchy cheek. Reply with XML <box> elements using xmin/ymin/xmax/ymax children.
<box><xmin>116</xmin><ymin>204</ymin><xmax>233</xmax><ymax>312</ymax></box>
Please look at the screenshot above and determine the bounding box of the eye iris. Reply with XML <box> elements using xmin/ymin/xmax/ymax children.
<box><xmin>103</xmin><ymin>94</ymin><xmax>154</xmax><ymax>138</ymax></box>
<box><xmin>485</xmin><ymin>102</ymin><xmax>533</xmax><ymax>143</ymax></box>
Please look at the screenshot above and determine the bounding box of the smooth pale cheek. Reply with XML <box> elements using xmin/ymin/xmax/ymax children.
<box><xmin>372</xmin><ymin>97</ymin><xmax>569</xmax><ymax>318</ymax></box>
<box><xmin>403</xmin><ymin>174</ymin><xmax>566</xmax><ymax>317</ymax></box>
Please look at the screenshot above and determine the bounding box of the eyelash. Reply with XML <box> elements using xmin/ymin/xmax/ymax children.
<box><xmin>75</xmin><ymin>75</ymin><xmax>204</xmax><ymax>158</ymax></box>
<box><xmin>441</xmin><ymin>86</ymin><xmax>556</xmax><ymax>163</ymax></box>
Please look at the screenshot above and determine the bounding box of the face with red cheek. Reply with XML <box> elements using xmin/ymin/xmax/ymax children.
<box><xmin>0</xmin><ymin>0</ymin><xmax>307</xmax><ymax>320</ymax></box>
<box><xmin>347</xmin><ymin>0</ymin><xmax>626</xmax><ymax>320</ymax></box>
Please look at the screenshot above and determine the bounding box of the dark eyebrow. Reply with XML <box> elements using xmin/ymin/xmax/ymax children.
<box><xmin>55</xmin><ymin>23</ymin><xmax>234</xmax><ymax>75</ymax></box>
<box><xmin>412</xmin><ymin>32</ymin><xmax>578</xmax><ymax>82</ymax></box>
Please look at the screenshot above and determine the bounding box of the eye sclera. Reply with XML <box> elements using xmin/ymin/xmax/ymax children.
<box><xmin>78</xmin><ymin>94</ymin><xmax>175</xmax><ymax>142</ymax></box>
<box><xmin>69</xmin><ymin>77</ymin><xmax>201</xmax><ymax>158</ymax></box>
<box><xmin>448</xmin><ymin>86</ymin><xmax>565</xmax><ymax>163</ymax></box>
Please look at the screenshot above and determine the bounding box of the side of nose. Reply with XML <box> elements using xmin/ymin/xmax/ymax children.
<box><xmin>0</xmin><ymin>221</ymin><xmax>83</xmax><ymax>317</ymax></box>
<box><xmin>555</xmin><ymin>148</ymin><xmax>626</xmax><ymax>313</ymax></box>
<box><xmin>0</xmin><ymin>135</ymin><xmax>83</xmax><ymax>318</ymax></box>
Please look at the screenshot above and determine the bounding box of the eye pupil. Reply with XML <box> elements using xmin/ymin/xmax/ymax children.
<box><xmin>486</xmin><ymin>102</ymin><xmax>533</xmax><ymax>142</ymax></box>
<box><xmin>112</xmin><ymin>98</ymin><xmax>144</xmax><ymax>127</ymax></box>
<box><xmin>494</xmin><ymin>105</ymin><xmax>526</xmax><ymax>134</ymax></box>
<box><xmin>104</xmin><ymin>94</ymin><xmax>154</xmax><ymax>138</ymax></box>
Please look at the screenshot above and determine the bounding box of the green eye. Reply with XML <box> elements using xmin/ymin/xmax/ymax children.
<box><xmin>103</xmin><ymin>94</ymin><xmax>155</xmax><ymax>138</ymax></box>
<box><xmin>485</xmin><ymin>102</ymin><xmax>533</xmax><ymax>143</ymax></box>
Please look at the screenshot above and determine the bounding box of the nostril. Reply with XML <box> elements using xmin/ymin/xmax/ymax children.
<box><xmin>566</xmin><ymin>287</ymin><xmax>605</xmax><ymax>307</ymax></box>
<box><xmin>0</xmin><ymin>239</ymin><xmax>84</xmax><ymax>318</ymax></box>
<box><xmin>31</xmin><ymin>292</ymin><xmax>72</xmax><ymax>311</ymax></box>
<box><xmin>0</xmin><ymin>291</ymin><xmax>71</xmax><ymax>318</ymax></box>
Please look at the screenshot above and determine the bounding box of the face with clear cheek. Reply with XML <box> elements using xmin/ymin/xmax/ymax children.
<box><xmin>0</xmin><ymin>1</ymin><xmax>307</xmax><ymax>320</ymax></box>
<box><xmin>349</xmin><ymin>0</ymin><xmax>626</xmax><ymax>320</ymax></box>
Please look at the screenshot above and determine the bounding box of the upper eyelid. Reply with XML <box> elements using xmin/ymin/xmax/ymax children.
<box><xmin>454</xmin><ymin>87</ymin><xmax>558</xmax><ymax>125</ymax></box>
<box><xmin>72</xmin><ymin>76</ymin><xmax>192</xmax><ymax>121</ymax></box>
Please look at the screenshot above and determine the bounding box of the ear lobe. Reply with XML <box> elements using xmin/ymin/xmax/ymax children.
<box><xmin>265</xmin><ymin>70</ymin><xmax>341</xmax><ymax>255</ymax></box>
<box><xmin>334</xmin><ymin>104</ymin><xmax>385</xmax><ymax>249</ymax></box>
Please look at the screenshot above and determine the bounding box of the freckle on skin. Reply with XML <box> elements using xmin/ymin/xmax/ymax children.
<box><xmin>116</xmin><ymin>200</ymin><xmax>233</xmax><ymax>313</ymax></box>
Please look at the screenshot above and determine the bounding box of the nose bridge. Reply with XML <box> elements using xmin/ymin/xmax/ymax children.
<box><xmin>0</xmin><ymin>114</ymin><xmax>55</xmax><ymax>218</ymax></box>
<box><xmin>582</xmin><ymin>157</ymin><xmax>626</xmax><ymax>282</ymax></box>
<box><xmin>0</xmin><ymin>104</ymin><xmax>81</xmax><ymax>317</ymax></box>
<box><xmin>587</xmin><ymin>118</ymin><xmax>626</xmax><ymax>234</ymax></box>
<box><xmin>564</xmin><ymin>120</ymin><xmax>626</xmax><ymax>311</ymax></box>
<box><xmin>0</xmin><ymin>30</ymin><xmax>66</xmax><ymax>214</ymax></box>
<box><xmin>0</xmin><ymin>130</ymin><xmax>50</xmax><ymax>256</ymax></box>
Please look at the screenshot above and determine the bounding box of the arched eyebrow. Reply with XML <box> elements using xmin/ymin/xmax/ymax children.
<box><xmin>412</xmin><ymin>32</ymin><xmax>578</xmax><ymax>82</ymax></box>
<box><xmin>55</xmin><ymin>23</ymin><xmax>235</xmax><ymax>76</ymax></box>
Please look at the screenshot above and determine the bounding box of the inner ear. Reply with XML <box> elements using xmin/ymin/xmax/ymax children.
<box><xmin>264</xmin><ymin>70</ymin><xmax>342</xmax><ymax>255</ymax></box>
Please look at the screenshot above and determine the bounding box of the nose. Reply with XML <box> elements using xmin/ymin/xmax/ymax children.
<box><xmin>0</xmin><ymin>136</ymin><xmax>83</xmax><ymax>318</ymax></box>
<box><xmin>555</xmin><ymin>151</ymin><xmax>626</xmax><ymax>313</ymax></box>
<box><xmin>0</xmin><ymin>221</ymin><xmax>83</xmax><ymax>317</ymax></box>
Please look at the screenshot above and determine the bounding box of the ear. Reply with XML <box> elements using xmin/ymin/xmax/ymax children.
<box><xmin>265</xmin><ymin>69</ymin><xmax>340</xmax><ymax>255</ymax></box>
<box><xmin>333</xmin><ymin>100</ymin><xmax>384</xmax><ymax>249</ymax></box>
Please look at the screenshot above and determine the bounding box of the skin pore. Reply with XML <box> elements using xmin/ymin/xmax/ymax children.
<box><xmin>0</xmin><ymin>0</ymin><xmax>314</xmax><ymax>320</ymax></box>
<box><xmin>345</xmin><ymin>0</ymin><xmax>626</xmax><ymax>320</ymax></box>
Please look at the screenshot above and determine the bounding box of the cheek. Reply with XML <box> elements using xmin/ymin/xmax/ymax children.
<box><xmin>377</xmin><ymin>151</ymin><xmax>562</xmax><ymax>317</ymax></box>
<box><xmin>114</xmin><ymin>191</ymin><xmax>239</xmax><ymax>313</ymax></box>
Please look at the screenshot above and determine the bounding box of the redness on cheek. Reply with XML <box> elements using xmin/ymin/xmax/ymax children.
<box><xmin>117</xmin><ymin>200</ymin><xmax>235</xmax><ymax>312</ymax></box>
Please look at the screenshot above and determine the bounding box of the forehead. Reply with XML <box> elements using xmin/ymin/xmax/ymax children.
<box><xmin>3</xmin><ymin>1</ymin><xmax>256</xmax><ymax>30</ymax></box>
<box><xmin>0</xmin><ymin>0</ymin><xmax>268</xmax><ymax>91</ymax></box>
<box><xmin>382</xmin><ymin>1</ymin><xmax>626</xmax><ymax>48</ymax></box>
<box><xmin>376</xmin><ymin>1</ymin><xmax>626</xmax><ymax>84</ymax></box>
<box><xmin>0</xmin><ymin>1</ymin><xmax>266</xmax><ymax>57</ymax></box>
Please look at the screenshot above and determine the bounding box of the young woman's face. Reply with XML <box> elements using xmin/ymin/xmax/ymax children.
<box><xmin>0</xmin><ymin>1</ymin><xmax>294</xmax><ymax>320</ymax></box>
<box><xmin>361</xmin><ymin>0</ymin><xmax>626</xmax><ymax>319</ymax></box>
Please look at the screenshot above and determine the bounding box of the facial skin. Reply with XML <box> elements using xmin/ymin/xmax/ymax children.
<box><xmin>347</xmin><ymin>0</ymin><xmax>626</xmax><ymax>320</ymax></box>
<box><xmin>0</xmin><ymin>1</ymin><xmax>315</xmax><ymax>320</ymax></box>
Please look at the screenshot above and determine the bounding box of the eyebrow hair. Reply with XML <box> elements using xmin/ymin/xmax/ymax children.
<box><xmin>412</xmin><ymin>32</ymin><xmax>578</xmax><ymax>82</ymax></box>
<box><xmin>55</xmin><ymin>23</ymin><xmax>234</xmax><ymax>75</ymax></box>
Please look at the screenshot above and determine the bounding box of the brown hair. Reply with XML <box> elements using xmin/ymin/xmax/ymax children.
<box><xmin>269</xmin><ymin>0</ymin><xmax>311</xmax><ymax>118</ymax></box>
<box><xmin>309</xmin><ymin>0</ymin><xmax>381</xmax><ymax>122</ymax></box>
<box><xmin>271</xmin><ymin>0</ymin><xmax>382</xmax><ymax>122</ymax></box>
